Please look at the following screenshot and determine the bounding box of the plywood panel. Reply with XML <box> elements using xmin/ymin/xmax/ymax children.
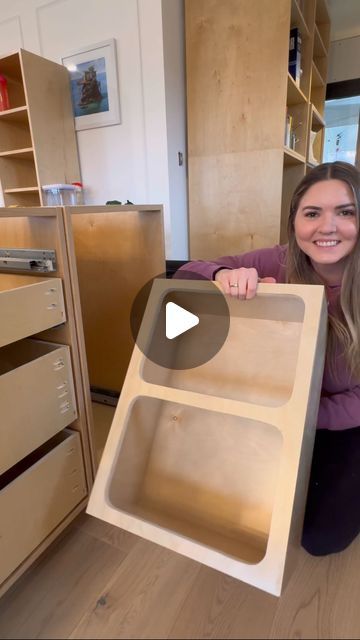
<box><xmin>185</xmin><ymin>0</ymin><xmax>290</xmax><ymax>156</ymax></box>
<box><xmin>0</xmin><ymin>340</ymin><xmax>77</xmax><ymax>474</ymax></box>
<box><xmin>20</xmin><ymin>49</ymin><xmax>81</xmax><ymax>190</ymax></box>
<box><xmin>67</xmin><ymin>206</ymin><xmax>165</xmax><ymax>392</ymax></box>
<box><xmin>88</xmin><ymin>279</ymin><xmax>328</xmax><ymax>596</ymax></box>
<box><xmin>188</xmin><ymin>149</ymin><xmax>284</xmax><ymax>259</ymax></box>
<box><xmin>0</xmin><ymin>430</ymin><xmax>86</xmax><ymax>585</ymax></box>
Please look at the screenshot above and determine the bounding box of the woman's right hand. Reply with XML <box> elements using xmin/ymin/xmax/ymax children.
<box><xmin>215</xmin><ymin>267</ymin><xmax>276</xmax><ymax>299</ymax></box>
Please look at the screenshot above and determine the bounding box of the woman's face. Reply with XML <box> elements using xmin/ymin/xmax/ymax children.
<box><xmin>294</xmin><ymin>179</ymin><xmax>358</xmax><ymax>282</ymax></box>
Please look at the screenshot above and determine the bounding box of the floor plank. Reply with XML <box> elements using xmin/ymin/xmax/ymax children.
<box><xmin>1</xmin><ymin>516</ymin><xmax>360</xmax><ymax>639</ymax></box>
<box><xmin>269</xmin><ymin>539</ymin><xmax>360</xmax><ymax>639</ymax></box>
<box><xmin>74</xmin><ymin>512</ymin><xmax>138</xmax><ymax>555</ymax></box>
<box><xmin>0</xmin><ymin>525</ymin><xmax>126</xmax><ymax>640</ymax></box>
<box><xmin>69</xmin><ymin>538</ymin><xmax>201</xmax><ymax>639</ymax></box>
<box><xmin>168</xmin><ymin>564</ymin><xmax>277</xmax><ymax>639</ymax></box>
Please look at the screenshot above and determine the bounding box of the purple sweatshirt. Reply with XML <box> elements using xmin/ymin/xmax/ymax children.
<box><xmin>176</xmin><ymin>244</ymin><xmax>360</xmax><ymax>431</ymax></box>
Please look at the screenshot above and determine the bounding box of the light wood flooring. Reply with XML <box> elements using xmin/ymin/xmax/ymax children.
<box><xmin>0</xmin><ymin>512</ymin><xmax>360</xmax><ymax>639</ymax></box>
<box><xmin>1</xmin><ymin>403</ymin><xmax>360</xmax><ymax>639</ymax></box>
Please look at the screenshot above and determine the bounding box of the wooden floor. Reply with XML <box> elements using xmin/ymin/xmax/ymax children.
<box><xmin>0</xmin><ymin>511</ymin><xmax>360</xmax><ymax>639</ymax></box>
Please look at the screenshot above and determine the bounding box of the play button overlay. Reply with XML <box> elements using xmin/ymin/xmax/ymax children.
<box><xmin>166</xmin><ymin>302</ymin><xmax>199</xmax><ymax>339</ymax></box>
<box><xmin>130</xmin><ymin>270</ymin><xmax>230</xmax><ymax>370</ymax></box>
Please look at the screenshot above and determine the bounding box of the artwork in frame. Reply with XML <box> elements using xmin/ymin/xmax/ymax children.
<box><xmin>61</xmin><ymin>39</ymin><xmax>121</xmax><ymax>131</ymax></box>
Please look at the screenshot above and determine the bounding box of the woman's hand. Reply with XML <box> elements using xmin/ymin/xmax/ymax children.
<box><xmin>215</xmin><ymin>267</ymin><xmax>276</xmax><ymax>299</ymax></box>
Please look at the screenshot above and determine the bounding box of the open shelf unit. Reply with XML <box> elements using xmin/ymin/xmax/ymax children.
<box><xmin>0</xmin><ymin>49</ymin><xmax>81</xmax><ymax>207</ymax></box>
<box><xmin>185</xmin><ymin>0</ymin><xmax>331</xmax><ymax>259</ymax></box>
<box><xmin>282</xmin><ymin>0</ymin><xmax>330</xmax><ymax>239</ymax></box>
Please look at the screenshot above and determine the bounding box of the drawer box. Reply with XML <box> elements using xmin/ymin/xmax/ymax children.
<box><xmin>0</xmin><ymin>275</ymin><xmax>65</xmax><ymax>348</ymax></box>
<box><xmin>0</xmin><ymin>430</ymin><xmax>87</xmax><ymax>585</ymax></box>
<box><xmin>88</xmin><ymin>280</ymin><xmax>328</xmax><ymax>597</ymax></box>
<box><xmin>0</xmin><ymin>339</ymin><xmax>77</xmax><ymax>474</ymax></box>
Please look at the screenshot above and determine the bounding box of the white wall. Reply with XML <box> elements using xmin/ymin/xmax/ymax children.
<box><xmin>328</xmin><ymin>35</ymin><xmax>360</xmax><ymax>83</ymax></box>
<box><xmin>0</xmin><ymin>0</ymin><xmax>188</xmax><ymax>259</ymax></box>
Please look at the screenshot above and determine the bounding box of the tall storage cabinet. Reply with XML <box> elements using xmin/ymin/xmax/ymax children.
<box><xmin>0</xmin><ymin>49</ymin><xmax>81</xmax><ymax>207</ymax></box>
<box><xmin>185</xmin><ymin>0</ymin><xmax>330</xmax><ymax>259</ymax></box>
<box><xmin>0</xmin><ymin>208</ymin><xmax>94</xmax><ymax>597</ymax></box>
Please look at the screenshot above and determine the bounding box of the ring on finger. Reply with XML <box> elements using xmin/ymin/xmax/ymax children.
<box><xmin>230</xmin><ymin>283</ymin><xmax>239</xmax><ymax>288</ymax></box>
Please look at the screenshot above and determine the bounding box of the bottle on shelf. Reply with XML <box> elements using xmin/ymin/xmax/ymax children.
<box><xmin>0</xmin><ymin>74</ymin><xmax>10</xmax><ymax>111</ymax></box>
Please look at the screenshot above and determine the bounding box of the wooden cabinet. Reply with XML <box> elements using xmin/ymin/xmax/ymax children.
<box><xmin>0</xmin><ymin>203</ymin><xmax>166</xmax><ymax>594</ymax></box>
<box><xmin>185</xmin><ymin>0</ymin><xmax>331</xmax><ymax>258</ymax></box>
<box><xmin>0</xmin><ymin>207</ymin><xmax>94</xmax><ymax>597</ymax></box>
<box><xmin>0</xmin><ymin>49</ymin><xmax>80</xmax><ymax>207</ymax></box>
<box><xmin>64</xmin><ymin>205</ymin><xmax>166</xmax><ymax>397</ymax></box>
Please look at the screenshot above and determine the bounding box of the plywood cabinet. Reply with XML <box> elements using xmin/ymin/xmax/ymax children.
<box><xmin>0</xmin><ymin>49</ymin><xmax>80</xmax><ymax>207</ymax></box>
<box><xmin>0</xmin><ymin>208</ymin><xmax>94</xmax><ymax>597</ymax></box>
<box><xmin>0</xmin><ymin>203</ymin><xmax>166</xmax><ymax>594</ymax></box>
<box><xmin>185</xmin><ymin>0</ymin><xmax>331</xmax><ymax>258</ymax></box>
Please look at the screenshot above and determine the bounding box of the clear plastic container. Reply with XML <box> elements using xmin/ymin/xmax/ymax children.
<box><xmin>42</xmin><ymin>184</ymin><xmax>77</xmax><ymax>206</ymax></box>
<box><xmin>71</xmin><ymin>182</ymin><xmax>84</xmax><ymax>205</ymax></box>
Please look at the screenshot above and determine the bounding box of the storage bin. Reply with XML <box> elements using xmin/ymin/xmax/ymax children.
<box><xmin>0</xmin><ymin>275</ymin><xmax>65</xmax><ymax>348</ymax></box>
<box><xmin>88</xmin><ymin>280</ymin><xmax>328</xmax><ymax>596</ymax></box>
<box><xmin>42</xmin><ymin>184</ymin><xmax>77</xmax><ymax>206</ymax></box>
<box><xmin>0</xmin><ymin>430</ymin><xmax>86</xmax><ymax>584</ymax></box>
<box><xmin>0</xmin><ymin>339</ymin><xmax>77</xmax><ymax>474</ymax></box>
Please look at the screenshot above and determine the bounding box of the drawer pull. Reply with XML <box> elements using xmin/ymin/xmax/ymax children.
<box><xmin>67</xmin><ymin>447</ymin><xmax>76</xmax><ymax>455</ymax></box>
<box><xmin>47</xmin><ymin>303</ymin><xmax>58</xmax><ymax>310</ymax></box>
<box><xmin>58</xmin><ymin>390</ymin><xmax>68</xmax><ymax>399</ymax></box>
<box><xmin>56</xmin><ymin>381</ymin><xmax>68</xmax><ymax>391</ymax></box>
<box><xmin>45</xmin><ymin>287</ymin><xmax>57</xmax><ymax>294</ymax></box>
<box><xmin>53</xmin><ymin>358</ymin><xmax>65</xmax><ymax>370</ymax></box>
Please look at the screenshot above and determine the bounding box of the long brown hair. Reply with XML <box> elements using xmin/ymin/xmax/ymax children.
<box><xmin>286</xmin><ymin>161</ymin><xmax>360</xmax><ymax>380</ymax></box>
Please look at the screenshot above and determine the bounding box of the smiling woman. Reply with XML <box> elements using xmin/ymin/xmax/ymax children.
<box><xmin>293</xmin><ymin>179</ymin><xmax>357</xmax><ymax>284</ymax></box>
<box><xmin>175</xmin><ymin>160</ymin><xmax>360</xmax><ymax>558</ymax></box>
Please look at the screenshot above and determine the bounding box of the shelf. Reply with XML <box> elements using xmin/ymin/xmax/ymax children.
<box><xmin>4</xmin><ymin>187</ymin><xmax>39</xmax><ymax>194</ymax></box>
<box><xmin>311</xmin><ymin>104</ymin><xmax>325</xmax><ymax>129</ymax></box>
<box><xmin>0</xmin><ymin>106</ymin><xmax>28</xmax><ymax>122</ymax></box>
<box><xmin>314</xmin><ymin>25</ymin><xmax>328</xmax><ymax>57</ymax></box>
<box><xmin>307</xmin><ymin>160</ymin><xmax>319</xmax><ymax>170</ymax></box>
<box><xmin>0</xmin><ymin>148</ymin><xmax>34</xmax><ymax>159</ymax></box>
<box><xmin>287</xmin><ymin>73</ymin><xmax>307</xmax><ymax>106</ymax></box>
<box><xmin>284</xmin><ymin>147</ymin><xmax>306</xmax><ymax>166</ymax></box>
<box><xmin>290</xmin><ymin>0</ymin><xmax>310</xmax><ymax>38</ymax></box>
<box><xmin>311</xmin><ymin>61</ymin><xmax>325</xmax><ymax>88</ymax></box>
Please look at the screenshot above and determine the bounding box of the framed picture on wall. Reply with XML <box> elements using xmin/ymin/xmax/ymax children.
<box><xmin>61</xmin><ymin>39</ymin><xmax>121</xmax><ymax>131</ymax></box>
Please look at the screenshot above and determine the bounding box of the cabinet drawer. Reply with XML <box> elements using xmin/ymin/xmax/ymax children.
<box><xmin>0</xmin><ymin>339</ymin><xmax>77</xmax><ymax>474</ymax></box>
<box><xmin>0</xmin><ymin>430</ymin><xmax>87</xmax><ymax>585</ymax></box>
<box><xmin>0</xmin><ymin>275</ymin><xmax>65</xmax><ymax>348</ymax></box>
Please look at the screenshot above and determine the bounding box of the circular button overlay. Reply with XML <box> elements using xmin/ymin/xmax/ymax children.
<box><xmin>130</xmin><ymin>270</ymin><xmax>230</xmax><ymax>370</ymax></box>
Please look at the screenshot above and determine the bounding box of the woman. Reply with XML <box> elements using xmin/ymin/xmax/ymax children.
<box><xmin>176</xmin><ymin>161</ymin><xmax>360</xmax><ymax>556</ymax></box>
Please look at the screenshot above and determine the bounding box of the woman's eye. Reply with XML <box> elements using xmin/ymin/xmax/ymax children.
<box><xmin>304</xmin><ymin>211</ymin><xmax>318</xmax><ymax>218</ymax></box>
<box><xmin>339</xmin><ymin>209</ymin><xmax>355</xmax><ymax>216</ymax></box>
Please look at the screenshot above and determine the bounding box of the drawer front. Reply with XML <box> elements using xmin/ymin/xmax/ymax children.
<box><xmin>0</xmin><ymin>431</ymin><xmax>87</xmax><ymax>585</ymax></box>
<box><xmin>0</xmin><ymin>345</ymin><xmax>77</xmax><ymax>474</ymax></box>
<box><xmin>0</xmin><ymin>278</ymin><xmax>65</xmax><ymax>348</ymax></box>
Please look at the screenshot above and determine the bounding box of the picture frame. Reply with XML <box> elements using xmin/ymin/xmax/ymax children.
<box><xmin>61</xmin><ymin>39</ymin><xmax>121</xmax><ymax>131</ymax></box>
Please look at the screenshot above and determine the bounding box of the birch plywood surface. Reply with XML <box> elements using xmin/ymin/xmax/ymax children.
<box><xmin>87</xmin><ymin>280</ymin><xmax>328</xmax><ymax>596</ymax></box>
<box><xmin>67</xmin><ymin>206</ymin><xmax>165</xmax><ymax>393</ymax></box>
